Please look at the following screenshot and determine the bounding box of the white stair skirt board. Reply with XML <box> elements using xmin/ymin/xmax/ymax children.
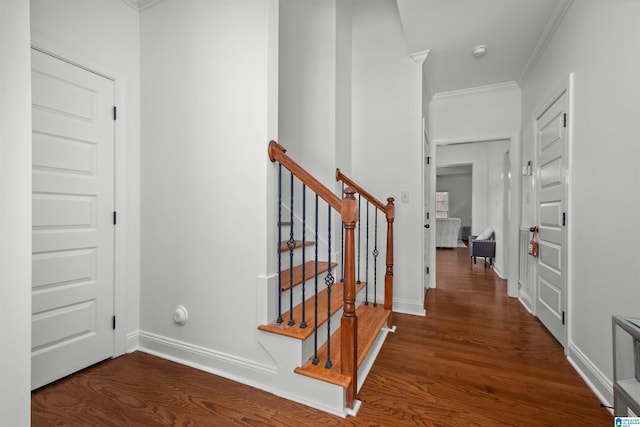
<box><xmin>257</xmin><ymin>329</ymin><xmax>352</xmax><ymax>417</ymax></box>
<box><xmin>345</xmin><ymin>400</ymin><xmax>363</xmax><ymax>417</ymax></box>
<box><xmin>357</xmin><ymin>324</ymin><xmax>395</xmax><ymax>392</ymax></box>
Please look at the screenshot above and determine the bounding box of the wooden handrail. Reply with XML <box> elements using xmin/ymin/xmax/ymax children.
<box><xmin>336</xmin><ymin>168</ymin><xmax>385</xmax><ymax>212</ymax></box>
<box><xmin>269</xmin><ymin>141</ymin><xmax>342</xmax><ymax>212</ymax></box>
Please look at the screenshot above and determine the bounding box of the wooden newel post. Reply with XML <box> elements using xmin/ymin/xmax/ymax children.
<box><xmin>384</xmin><ymin>197</ymin><xmax>395</xmax><ymax>324</ymax></box>
<box><xmin>341</xmin><ymin>186</ymin><xmax>358</xmax><ymax>409</ymax></box>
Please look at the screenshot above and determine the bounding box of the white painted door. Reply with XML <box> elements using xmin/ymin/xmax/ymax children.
<box><xmin>535</xmin><ymin>89</ymin><xmax>568</xmax><ymax>347</ymax></box>
<box><xmin>31</xmin><ymin>49</ymin><xmax>115</xmax><ymax>389</ymax></box>
<box><xmin>423</xmin><ymin>118</ymin><xmax>431</xmax><ymax>296</ymax></box>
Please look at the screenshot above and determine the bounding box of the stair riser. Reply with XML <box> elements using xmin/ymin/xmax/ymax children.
<box><xmin>300</xmin><ymin>307</ymin><xmax>344</xmax><ymax>363</ymax></box>
<box><xmin>278</xmin><ymin>281</ymin><xmax>367</xmax><ymax>328</ymax></box>
<box><xmin>279</xmin><ymin>250</ymin><xmax>336</xmax><ymax>273</ymax></box>
<box><xmin>256</xmin><ymin>325</ymin><xmax>348</xmax><ymax>416</ymax></box>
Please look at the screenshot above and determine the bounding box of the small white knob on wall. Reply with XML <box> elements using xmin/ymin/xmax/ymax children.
<box><xmin>173</xmin><ymin>305</ymin><xmax>188</xmax><ymax>325</ymax></box>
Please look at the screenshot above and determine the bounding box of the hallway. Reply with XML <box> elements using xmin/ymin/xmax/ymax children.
<box><xmin>357</xmin><ymin>247</ymin><xmax>612</xmax><ymax>425</ymax></box>
<box><xmin>31</xmin><ymin>247</ymin><xmax>612</xmax><ymax>426</ymax></box>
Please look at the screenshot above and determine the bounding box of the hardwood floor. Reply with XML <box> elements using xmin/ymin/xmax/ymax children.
<box><xmin>32</xmin><ymin>247</ymin><xmax>611</xmax><ymax>426</ymax></box>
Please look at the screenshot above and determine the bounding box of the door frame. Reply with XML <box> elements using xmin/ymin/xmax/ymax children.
<box><xmin>532</xmin><ymin>73</ymin><xmax>573</xmax><ymax>352</ymax></box>
<box><xmin>31</xmin><ymin>36</ymin><xmax>131</xmax><ymax>357</ymax></box>
<box><xmin>422</xmin><ymin>117</ymin><xmax>434</xmax><ymax>294</ymax></box>
<box><xmin>429</xmin><ymin>133</ymin><xmax>521</xmax><ymax>297</ymax></box>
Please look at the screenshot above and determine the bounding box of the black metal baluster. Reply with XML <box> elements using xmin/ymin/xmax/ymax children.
<box><xmin>365</xmin><ymin>201</ymin><xmax>370</xmax><ymax>305</ymax></box>
<box><xmin>373</xmin><ymin>209</ymin><xmax>379</xmax><ymax>307</ymax></box>
<box><xmin>312</xmin><ymin>194</ymin><xmax>320</xmax><ymax>365</ymax></box>
<box><xmin>325</xmin><ymin>204</ymin><xmax>335</xmax><ymax>369</ymax></box>
<box><xmin>357</xmin><ymin>195</ymin><xmax>361</xmax><ymax>284</ymax></box>
<box><xmin>277</xmin><ymin>165</ymin><xmax>283</xmax><ymax>324</ymax></box>
<box><xmin>287</xmin><ymin>172</ymin><xmax>296</xmax><ymax>326</ymax></box>
<box><xmin>300</xmin><ymin>184</ymin><xmax>307</xmax><ymax>329</ymax></box>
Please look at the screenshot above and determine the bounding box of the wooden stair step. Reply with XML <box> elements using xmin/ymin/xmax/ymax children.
<box><xmin>278</xmin><ymin>240</ymin><xmax>314</xmax><ymax>253</ymax></box>
<box><xmin>258</xmin><ymin>281</ymin><xmax>366</xmax><ymax>340</ymax></box>
<box><xmin>280</xmin><ymin>261</ymin><xmax>337</xmax><ymax>291</ymax></box>
<box><xmin>293</xmin><ymin>304</ymin><xmax>391</xmax><ymax>388</ymax></box>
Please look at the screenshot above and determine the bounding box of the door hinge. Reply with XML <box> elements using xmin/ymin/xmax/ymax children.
<box><xmin>113</xmin><ymin>106</ymin><xmax>117</xmax><ymax>121</ymax></box>
<box><xmin>563</xmin><ymin>113</ymin><xmax>567</xmax><ymax>128</ymax></box>
<box><xmin>112</xmin><ymin>316</ymin><xmax>116</xmax><ymax>330</ymax></box>
<box><xmin>562</xmin><ymin>311</ymin><xmax>565</xmax><ymax>325</ymax></box>
<box><xmin>426</xmin><ymin>156</ymin><xmax>431</xmax><ymax>165</ymax></box>
<box><xmin>113</xmin><ymin>211</ymin><xmax>117</xmax><ymax>225</ymax></box>
<box><xmin>427</xmin><ymin>212</ymin><xmax>430</xmax><ymax>220</ymax></box>
<box><xmin>562</xmin><ymin>212</ymin><xmax>566</xmax><ymax>226</ymax></box>
<box><xmin>426</xmin><ymin>267</ymin><xmax>430</xmax><ymax>275</ymax></box>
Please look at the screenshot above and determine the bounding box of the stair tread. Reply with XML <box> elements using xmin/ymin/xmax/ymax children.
<box><xmin>293</xmin><ymin>304</ymin><xmax>391</xmax><ymax>388</ymax></box>
<box><xmin>258</xmin><ymin>281</ymin><xmax>366</xmax><ymax>340</ymax></box>
<box><xmin>280</xmin><ymin>261</ymin><xmax>338</xmax><ymax>291</ymax></box>
<box><xmin>278</xmin><ymin>240</ymin><xmax>314</xmax><ymax>252</ymax></box>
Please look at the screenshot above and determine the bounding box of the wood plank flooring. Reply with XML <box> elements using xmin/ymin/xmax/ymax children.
<box><xmin>31</xmin><ymin>247</ymin><xmax>612</xmax><ymax>426</ymax></box>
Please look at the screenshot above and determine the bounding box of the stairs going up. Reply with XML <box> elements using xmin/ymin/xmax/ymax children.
<box><xmin>263</xmin><ymin>141</ymin><xmax>395</xmax><ymax>417</ymax></box>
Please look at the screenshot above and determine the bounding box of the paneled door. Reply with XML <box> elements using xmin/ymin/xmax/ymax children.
<box><xmin>535</xmin><ymin>88</ymin><xmax>569</xmax><ymax>347</ymax></box>
<box><xmin>31</xmin><ymin>49</ymin><xmax>115</xmax><ymax>389</ymax></box>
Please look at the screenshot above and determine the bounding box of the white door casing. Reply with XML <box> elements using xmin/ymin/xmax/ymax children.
<box><xmin>31</xmin><ymin>49</ymin><xmax>115</xmax><ymax>389</ymax></box>
<box><xmin>535</xmin><ymin>87</ymin><xmax>569</xmax><ymax>348</ymax></box>
<box><xmin>423</xmin><ymin>117</ymin><xmax>431</xmax><ymax>295</ymax></box>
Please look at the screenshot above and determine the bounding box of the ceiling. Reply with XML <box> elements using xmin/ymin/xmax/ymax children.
<box><xmin>396</xmin><ymin>0</ymin><xmax>571</xmax><ymax>95</ymax></box>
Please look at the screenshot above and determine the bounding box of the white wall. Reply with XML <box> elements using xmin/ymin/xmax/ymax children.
<box><xmin>521</xmin><ymin>0</ymin><xmax>640</xmax><ymax>404</ymax></box>
<box><xmin>352</xmin><ymin>0</ymin><xmax>424</xmax><ymax>315</ymax></box>
<box><xmin>30</xmin><ymin>0</ymin><xmax>142</xmax><ymax>354</ymax></box>
<box><xmin>436</xmin><ymin>172</ymin><xmax>472</xmax><ymax>232</ymax></box>
<box><xmin>0</xmin><ymin>1</ymin><xmax>32</xmax><ymax>424</ymax></box>
<box><xmin>430</xmin><ymin>82</ymin><xmax>521</xmax><ymax>143</ymax></box>
<box><xmin>139</xmin><ymin>0</ymin><xmax>278</xmax><ymax>379</ymax></box>
<box><xmin>279</xmin><ymin>0</ymin><xmax>340</xmax><ymax>186</ymax></box>
<box><xmin>437</xmin><ymin>141</ymin><xmax>509</xmax><ymax>275</ymax></box>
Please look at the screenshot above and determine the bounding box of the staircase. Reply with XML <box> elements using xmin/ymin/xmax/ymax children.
<box><xmin>257</xmin><ymin>141</ymin><xmax>395</xmax><ymax>417</ymax></box>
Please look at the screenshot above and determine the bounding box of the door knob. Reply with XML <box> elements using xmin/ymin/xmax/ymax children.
<box><xmin>424</xmin><ymin>224</ymin><xmax>430</xmax><ymax>229</ymax></box>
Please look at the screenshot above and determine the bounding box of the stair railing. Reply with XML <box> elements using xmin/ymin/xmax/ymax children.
<box><xmin>336</xmin><ymin>168</ymin><xmax>395</xmax><ymax>326</ymax></box>
<box><xmin>268</xmin><ymin>141</ymin><xmax>359</xmax><ymax>408</ymax></box>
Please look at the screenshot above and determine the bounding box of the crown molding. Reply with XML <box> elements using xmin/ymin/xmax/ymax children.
<box><xmin>121</xmin><ymin>0</ymin><xmax>164</xmax><ymax>11</ymax></box>
<box><xmin>518</xmin><ymin>0</ymin><xmax>574</xmax><ymax>86</ymax></box>
<box><xmin>410</xmin><ymin>49</ymin><xmax>430</xmax><ymax>65</ymax></box>
<box><xmin>432</xmin><ymin>81</ymin><xmax>519</xmax><ymax>100</ymax></box>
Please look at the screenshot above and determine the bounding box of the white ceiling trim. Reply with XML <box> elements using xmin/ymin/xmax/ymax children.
<box><xmin>432</xmin><ymin>81</ymin><xmax>519</xmax><ymax>101</ymax></box>
<box><xmin>518</xmin><ymin>0</ymin><xmax>574</xmax><ymax>86</ymax></box>
<box><xmin>411</xmin><ymin>49</ymin><xmax>430</xmax><ymax>65</ymax></box>
<box><xmin>121</xmin><ymin>0</ymin><xmax>164</xmax><ymax>11</ymax></box>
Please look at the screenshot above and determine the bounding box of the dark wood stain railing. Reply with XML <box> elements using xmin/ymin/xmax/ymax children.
<box><xmin>336</xmin><ymin>168</ymin><xmax>395</xmax><ymax>324</ymax></box>
<box><xmin>269</xmin><ymin>141</ymin><xmax>358</xmax><ymax>408</ymax></box>
<box><xmin>269</xmin><ymin>142</ymin><xmax>341</xmax><ymax>212</ymax></box>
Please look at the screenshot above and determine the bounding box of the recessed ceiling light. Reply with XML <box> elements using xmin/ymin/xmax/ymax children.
<box><xmin>472</xmin><ymin>45</ymin><xmax>488</xmax><ymax>58</ymax></box>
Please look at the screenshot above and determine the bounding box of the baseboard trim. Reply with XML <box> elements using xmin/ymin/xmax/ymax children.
<box><xmin>566</xmin><ymin>341</ymin><xmax>613</xmax><ymax>407</ymax></box>
<box><xmin>137</xmin><ymin>330</ymin><xmax>277</xmax><ymax>393</ymax></box>
<box><xmin>363</xmin><ymin>294</ymin><xmax>425</xmax><ymax>317</ymax></box>
<box><xmin>393</xmin><ymin>297</ymin><xmax>426</xmax><ymax>317</ymax></box>
<box><xmin>517</xmin><ymin>292</ymin><xmax>534</xmax><ymax>315</ymax></box>
<box><xmin>126</xmin><ymin>330</ymin><xmax>140</xmax><ymax>353</ymax></box>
